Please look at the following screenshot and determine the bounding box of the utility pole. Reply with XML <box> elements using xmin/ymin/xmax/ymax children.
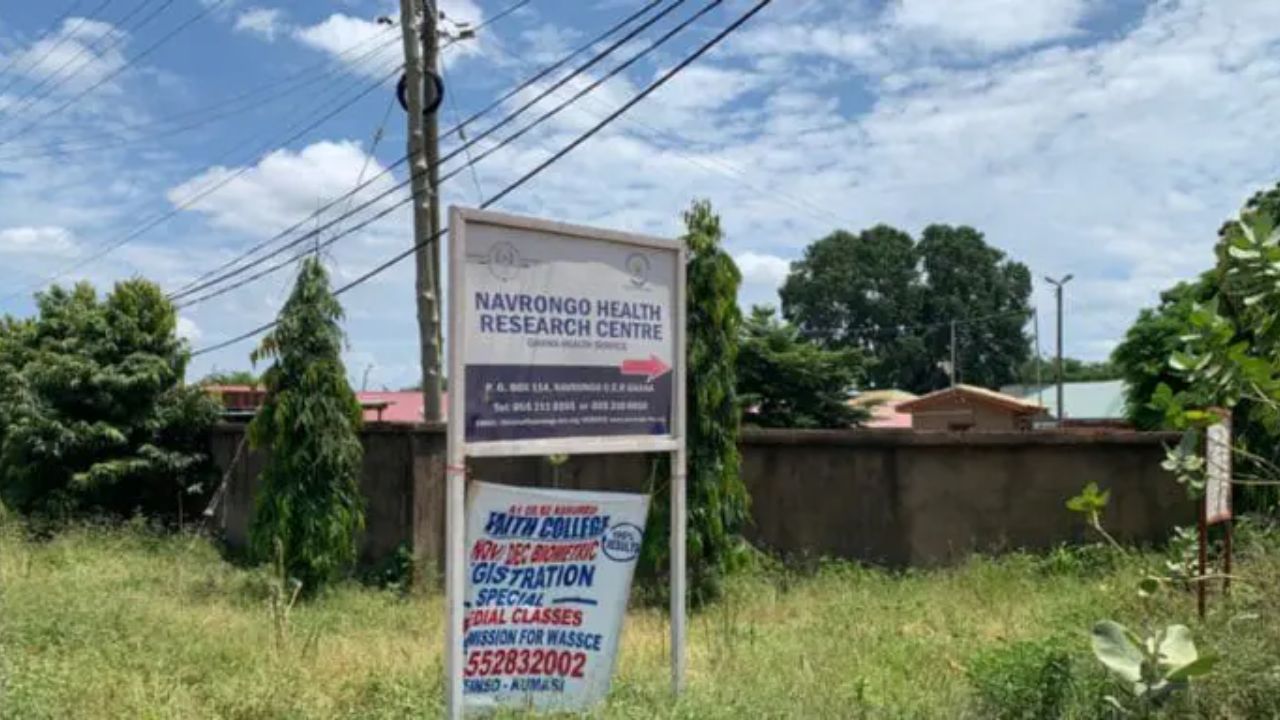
<box><xmin>1044</xmin><ymin>275</ymin><xmax>1074</xmax><ymax>424</ymax></box>
<box><xmin>950</xmin><ymin>319</ymin><xmax>958</xmax><ymax>387</ymax></box>
<box><xmin>400</xmin><ymin>0</ymin><xmax>443</xmax><ymax>423</ymax></box>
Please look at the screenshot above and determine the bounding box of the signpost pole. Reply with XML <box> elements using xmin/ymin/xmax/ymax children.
<box><xmin>445</xmin><ymin>210</ymin><xmax>467</xmax><ymax>720</ymax></box>
<box><xmin>670</xmin><ymin>244</ymin><xmax>687</xmax><ymax>695</ymax></box>
<box><xmin>1197</xmin><ymin>497</ymin><xmax>1207</xmax><ymax>620</ymax></box>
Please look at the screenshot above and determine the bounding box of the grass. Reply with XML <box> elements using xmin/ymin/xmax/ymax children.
<box><xmin>1</xmin><ymin>519</ymin><xmax>1279</xmax><ymax>719</ymax></box>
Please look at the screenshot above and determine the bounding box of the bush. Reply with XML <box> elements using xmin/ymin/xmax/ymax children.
<box><xmin>1036</xmin><ymin>543</ymin><xmax>1121</xmax><ymax>578</ymax></box>
<box><xmin>968</xmin><ymin>638</ymin><xmax>1097</xmax><ymax>720</ymax></box>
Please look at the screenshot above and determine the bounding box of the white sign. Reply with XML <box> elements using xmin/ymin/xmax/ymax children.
<box><xmin>444</xmin><ymin>207</ymin><xmax>687</xmax><ymax>720</ymax></box>
<box><xmin>462</xmin><ymin>481</ymin><xmax>648</xmax><ymax>713</ymax></box>
<box><xmin>452</xmin><ymin>207</ymin><xmax>679</xmax><ymax>450</ymax></box>
<box><xmin>1205</xmin><ymin>415</ymin><xmax>1232</xmax><ymax>524</ymax></box>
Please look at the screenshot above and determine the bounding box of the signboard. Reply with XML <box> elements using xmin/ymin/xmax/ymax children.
<box><xmin>454</xmin><ymin>209</ymin><xmax>678</xmax><ymax>449</ymax></box>
<box><xmin>445</xmin><ymin>207</ymin><xmax>687</xmax><ymax>720</ymax></box>
<box><xmin>463</xmin><ymin>481</ymin><xmax>648</xmax><ymax>712</ymax></box>
<box><xmin>1205</xmin><ymin>414</ymin><xmax>1232</xmax><ymax>525</ymax></box>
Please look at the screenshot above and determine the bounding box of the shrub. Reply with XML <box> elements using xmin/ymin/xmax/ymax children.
<box><xmin>968</xmin><ymin>638</ymin><xmax>1086</xmax><ymax>720</ymax></box>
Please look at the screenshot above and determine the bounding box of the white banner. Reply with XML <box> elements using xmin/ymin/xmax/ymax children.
<box><xmin>462</xmin><ymin>481</ymin><xmax>649</xmax><ymax>713</ymax></box>
<box><xmin>1206</xmin><ymin>415</ymin><xmax>1232</xmax><ymax>524</ymax></box>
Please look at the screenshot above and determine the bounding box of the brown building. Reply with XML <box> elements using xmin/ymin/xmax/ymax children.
<box><xmin>897</xmin><ymin>384</ymin><xmax>1049</xmax><ymax>431</ymax></box>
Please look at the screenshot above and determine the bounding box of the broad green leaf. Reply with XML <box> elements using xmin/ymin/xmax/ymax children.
<box><xmin>1166</xmin><ymin>653</ymin><xmax>1219</xmax><ymax>682</ymax></box>
<box><xmin>1157</xmin><ymin>625</ymin><xmax>1198</xmax><ymax>670</ymax></box>
<box><xmin>1092</xmin><ymin>621</ymin><xmax>1144</xmax><ymax>683</ymax></box>
<box><xmin>1137</xmin><ymin>576</ymin><xmax>1161</xmax><ymax>597</ymax></box>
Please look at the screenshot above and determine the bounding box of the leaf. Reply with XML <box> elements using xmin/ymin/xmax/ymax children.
<box><xmin>1166</xmin><ymin>653</ymin><xmax>1219</xmax><ymax>682</ymax></box>
<box><xmin>1137</xmin><ymin>576</ymin><xmax>1161</xmax><ymax>597</ymax></box>
<box><xmin>1156</xmin><ymin>625</ymin><xmax>1198</xmax><ymax>670</ymax></box>
<box><xmin>1092</xmin><ymin>620</ymin><xmax>1144</xmax><ymax>683</ymax></box>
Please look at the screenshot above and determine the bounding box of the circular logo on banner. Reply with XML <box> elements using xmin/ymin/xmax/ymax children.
<box><xmin>487</xmin><ymin>242</ymin><xmax>521</xmax><ymax>281</ymax></box>
<box><xmin>625</xmin><ymin>253</ymin><xmax>650</xmax><ymax>288</ymax></box>
<box><xmin>601</xmin><ymin>522</ymin><xmax>644</xmax><ymax>562</ymax></box>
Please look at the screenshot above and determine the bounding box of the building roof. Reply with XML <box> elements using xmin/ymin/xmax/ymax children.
<box><xmin>204</xmin><ymin>384</ymin><xmax>442</xmax><ymax>424</ymax></box>
<box><xmin>849</xmin><ymin>389</ymin><xmax>917</xmax><ymax>429</ymax></box>
<box><xmin>897</xmin><ymin>384</ymin><xmax>1048</xmax><ymax>416</ymax></box>
<box><xmin>1000</xmin><ymin>380</ymin><xmax>1127</xmax><ymax>420</ymax></box>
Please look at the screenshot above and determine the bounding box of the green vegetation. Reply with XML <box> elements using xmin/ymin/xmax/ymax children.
<box><xmin>1019</xmin><ymin>357</ymin><xmax>1122</xmax><ymax>385</ymax></box>
<box><xmin>199</xmin><ymin>369</ymin><xmax>261</xmax><ymax>386</ymax></box>
<box><xmin>738</xmin><ymin>306</ymin><xmax>869</xmax><ymax>429</ymax></box>
<box><xmin>248</xmin><ymin>257</ymin><xmax>365</xmax><ymax>593</ymax></box>
<box><xmin>780</xmin><ymin>223</ymin><xmax>1032</xmax><ymax>393</ymax></box>
<box><xmin>0</xmin><ymin>280</ymin><xmax>219</xmax><ymax>521</ymax></box>
<box><xmin>3</xmin><ymin>524</ymin><xmax>1280</xmax><ymax>718</ymax></box>
<box><xmin>643</xmin><ymin>200</ymin><xmax>748</xmax><ymax>602</ymax></box>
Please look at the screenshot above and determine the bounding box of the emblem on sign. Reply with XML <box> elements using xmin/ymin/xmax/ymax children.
<box><xmin>626</xmin><ymin>252</ymin><xmax>650</xmax><ymax>288</ymax></box>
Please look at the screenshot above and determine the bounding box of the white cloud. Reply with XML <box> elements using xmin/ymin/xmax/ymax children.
<box><xmin>0</xmin><ymin>226</ymin><xmax>79</xmax><ymax>257</ymax></box>
<box><xmin>234</xmin><ymin>7</ymin><xmax>287</xmax><ymax>42</ymax></box>
<box><xmin>734</xmin><ymin>251</ymin><xmax>790</xmax><ymax>288</ymax></box>
<box><xmin>293</xmin><ymin>14</ymin><xmax>400</xmax><ymax>77</ymax></box>
<box><xmin>889</xmin><ymin>0</ymin><xmax>1096</xmax><ymax>55</ymax></box>
<box><xmin>6</xmin><ymin>17</ymin><xmax>126</xmax><ymax>91</ymax></box>
<box><xmin>166</xmin><ymin>140</ymin><xmax>403</xmax><ymax>240</ymax></box>
<box><xmin>176</xmin><ymin>316</ymin><xmax>202</xmax><ymax>342</ymax></box>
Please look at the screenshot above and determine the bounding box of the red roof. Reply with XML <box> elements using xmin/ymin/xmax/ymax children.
<box><xmin>205</xmin><ymin>384</ymin><xmax>444</xmax><ymax>424</ymax></box>
<box><xmin>897</xmin><ymin>384</ymin><xmax>1047</xmax><ymax>416</ymax></box>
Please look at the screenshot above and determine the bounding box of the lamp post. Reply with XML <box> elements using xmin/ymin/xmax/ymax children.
<box><xmin>1044</xmin><ymin>274</ymin><xmax>1074</xmax><ymax>425</ymax></box>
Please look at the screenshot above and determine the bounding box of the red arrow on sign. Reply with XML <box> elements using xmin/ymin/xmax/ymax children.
<box><xmin>620</xmin><ymin>354</ymin><xmax>671</xmax><ymax>382</ymax></box>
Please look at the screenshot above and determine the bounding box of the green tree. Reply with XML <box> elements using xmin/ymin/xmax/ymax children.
<box><xmin>780</xmin><ymin>225</ymin><xmax>926</xmax><ymax>390</ymax></box>
<box><xmin>248</xmin><ymin>257</ymin><xmax>365</xmax><ymax>592</ymax></box>
<box><xmin>642</xmin><ymin>200</ymin><xmax>749</xmax><ymax>603</ymax></box>
<box><xmin>199</xmin><ymin>369</ymin><xmax>260</xmax><ymax>386</ymax></box>
<box><xmin>0</xmin><ymin>281</ymin><xmax>219</xmax><ymax>519</ymax></box>
<box><xmin>1018</xmin><ymin>357</ymin><xmax>1121</xmax><ymax>385</ymax></box>
<box><xmin>780</xmin><ymin>224</ymin><xmax>1032</xmax><ymax>393</ymax></box>
<box><xmin>738</xmin><ymin>306</ymin><xmax>869</xmax><ymax>429</ymax></box>
<box><xmin>1111</xmin><ymin>280</ymin><xmax>1213</xmax><ymax>429</ymax></box>
<box><xmin>917</xmin><ymin>225</ymin><xmax>1033</xmax><ymax>390</ymax></box>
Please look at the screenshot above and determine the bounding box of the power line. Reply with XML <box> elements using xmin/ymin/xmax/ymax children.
<box><xmin>3</xmin><ymin>61</ymin><xmax>402</xmax><ymax>301</ymax></box>
<box><xmin>0</xmin><ymin>0</ymin><xmax>108</xmax><ymax>100</ymax></box>
<box><xmin>0</xmin><ymin>32</ymin><xmax>403</xmax><ymax>163</ymax></box>
<box><xmin>169</xmin><ymin>0</ymin><xmax>682</xmax><ymax>301</ymax></box>
<box><xmin>0</xmin><ymin>0</ymin><xmax>171</xmax><ymax>132</ymax></box>
<box><xmin>0</xmin><ymin>0</ymin><xmax>88</xmax><ymax>89</ymax></box>
<box><xmin>0</xmin><ymin>0</ymin><xmax>230</xmax><ymax>148</ymax></box>
<box><xmin>468</xmin><ymin>0</ymin><xmax>534</xmax><ymax>33</ymax></box>
<box><xmin>190</xmin><ymin>0</ymin><xmax>776</xmax><ymax>357</ymax></box>
<box><xmin>440</xmin><ymin>61</ymin><xmax>484</xmax><ymax>203</ymax></box>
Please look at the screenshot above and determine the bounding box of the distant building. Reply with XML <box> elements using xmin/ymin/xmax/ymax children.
<box><xmin>848</xmin><ymin>389</ymin><xmax>916</xmax><ymax>429</ymax></box>
<box><xmin>897</xmin><ymin>384</ymin><xmax>1050</xmax><ymax>431</ymax></box>
<box><xmin>204</xmin><ymin>385</ymin><xmax>438</xmax><ymax>424</ymax></box>
<box><xmin>1000</xmin><ymin>380</ymin><xmax>1129</xmax><ymax>427</ymax></box>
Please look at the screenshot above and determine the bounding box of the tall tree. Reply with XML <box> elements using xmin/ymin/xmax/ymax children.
<box><xmin>918</xmin><ymin>225</ymin><xmax>1033</xmax><ymax>390</ymax></box>
<box><xmin>642</xmin><ymin>200</ymin><xmax>749</xmax><ymax>603</ymax></box>
<box><xmin>780</xmin><ymin>225</ymin><xmax>924</xmax><ymax>389</ymax></box>
<box><xmin>738</xmin><ymin>306</ymin><xmax>870</xmax><ymax>429</ymax></box>
<box><xmin>780</xmin><ymin>223</ymin><xmax>1032</xmax><ymax>393</ymax></box>
<box><xmin>0</xmin><ymin>281</ymin><xmax>219</xmax><ymax>519</ymax></box>
<box><xmin>249</xmin><ymin>258</ymin><xmax>364</xmax><ymax>593</ymax></box>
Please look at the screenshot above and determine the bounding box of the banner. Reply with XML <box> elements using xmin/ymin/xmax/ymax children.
<box><xmin>1205</xmin><ymin>414</ymin><xmax>1232</xmax><ymax>524</ymax></box>
<box><xmin>458</xmin><ymin>216</ymin><xmax>677</xmax><ymax>443</ymax></box>
<box><xmin>462</xmin><ymin>481</ymin><xmax>649</xmax><ymax>713</ymax></box>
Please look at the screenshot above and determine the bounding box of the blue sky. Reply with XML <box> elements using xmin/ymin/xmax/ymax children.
<box><xmin>1</xmin><ymin>0</ymin><xmax>1278</xmax><ymax>390</ymax></box>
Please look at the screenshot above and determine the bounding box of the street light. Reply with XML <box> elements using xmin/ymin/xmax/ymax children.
<box><xmin>1044</xmin><ymin>274</ymin><xmax>1073</xmax><ymax>425</ymax></box>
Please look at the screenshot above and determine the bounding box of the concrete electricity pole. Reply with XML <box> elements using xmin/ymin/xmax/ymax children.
<box><xmin>1044</xmin><ymin>274</ymin><xmax>1074</xmax><ymax>424</ymax></box>
<box><xmin>399</xmin><ymin>0</ymin><xmax>443</xmax><ymax>422</ymax></box>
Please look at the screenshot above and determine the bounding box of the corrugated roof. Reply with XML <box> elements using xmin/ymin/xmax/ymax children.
<box><xmin>1000</xmin><ymin>380</ymin><xmax>1127</xmax><ymax>420</ymax></box>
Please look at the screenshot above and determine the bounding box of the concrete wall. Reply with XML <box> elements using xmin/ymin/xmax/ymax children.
<box><xmin>212</xmin><ymin>425</ymin><xmax>1190</xmax><ymax>569</ymax></box>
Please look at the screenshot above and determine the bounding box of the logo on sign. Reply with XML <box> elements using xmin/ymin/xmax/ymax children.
<box><xmin>601</xmin><ymin>522</ymin><xmax>643</xmax><ymax>562</ymax></box>
<box><xmin>625</xmin><ymin>253</ymin><xmax>650</xmax><ymax>288</ymax></box>
<box><xmin>487</xmin><ymin>242</ymin><xmax>522</xmax><ymax>281</ymax></box>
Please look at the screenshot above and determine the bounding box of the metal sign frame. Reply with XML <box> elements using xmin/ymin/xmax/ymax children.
<box><xmin>445</xmin><ymin>206</ymin><xmax>687</xmax><ymax>718</ymax></box>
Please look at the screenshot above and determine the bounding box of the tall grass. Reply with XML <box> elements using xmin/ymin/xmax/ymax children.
<box><xmin>1</xmin><ymin>520</ymin><xmax>1278</xmax><ymax>718</ymax></box>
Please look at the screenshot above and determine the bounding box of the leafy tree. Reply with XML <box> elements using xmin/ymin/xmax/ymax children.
<box><xmin>199</xmin><ymin>369</ymin><xmax>260</xmax><ymax>386</ymax></box>
<box><xmin>1111</xmin><ymin>281</ymin><xmax>1213</xmax><ymax>429</ymax></box>
<box><xmin>917</xmin><ymin>225</ymin><xmax>1033</xmax><ymax>390</ymax></box>
<box><xmin>0</xmin><ymin>281</ymin><xmax>219</xmax><ymax>519</ymax></box>
<box><xmin>780</xmin><ymin>224</ymin><xmax>1032</xmax><ymax>393</ymax></box>
<box><xmin>738</xmin><ymin>306</ymin><xmax>869</xmax><ymax>429</ymax></box>
<box><xmin>1019</xmin><ymin>357</ymin><xmax>1121</xmax><ymax>384</ymax></box>
<box><xmin>248</xmin><ymin>257</ymin><xmax>365</xmax><ymax>593</ymax></box>
<box><xmin>642</xmin><ymin>200</ymin><xmax>749</xmax><ymax>603</ymax></box>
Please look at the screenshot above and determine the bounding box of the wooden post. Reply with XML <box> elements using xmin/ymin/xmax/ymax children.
<box><xmin>1197</xmin><ymin>497</ymin><xmax>1208</xmax><ymax>620</ymax></box>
